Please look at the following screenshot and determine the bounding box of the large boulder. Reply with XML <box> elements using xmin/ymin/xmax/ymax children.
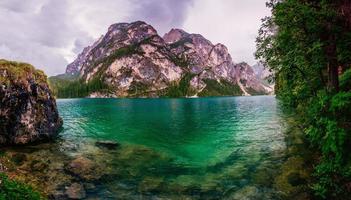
<box><xmin>0</xmin><ymin>59</ymin><xmax>62</xmax><ymax>145</ymax></box>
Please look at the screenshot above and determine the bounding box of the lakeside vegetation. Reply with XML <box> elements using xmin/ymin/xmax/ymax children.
<box><xmin>48</xmin><ymin>74</ymin><xmax>110</xmax><ymax>98</ymax></box>
<box><xmin>256</xmin><ymin>0</ymin><xmax>351</xmax><ymax>199</ymax></box>
<box><xmin>198</xmin><ymin>79</ymin><xmax>243</xmax><ymax>97</ymax></box>
<box><xmin>0</xmin><ymin>60</ymin><xmax>47</xmax><ymax>85</ymax></box>
<box><xmin>0</xmin><ymin>173</ymin><xmax>43</xmax><ymax>200</ymax></box>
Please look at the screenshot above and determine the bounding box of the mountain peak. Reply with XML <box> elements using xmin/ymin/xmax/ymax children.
<box><xmin>107</xmin><ymin>21</ymin><xmax>158</xmax><ymax>36</ymax></box>
<box><xmin>163</xmin><ymin>28</ymin><xmax>189</xmax><ymax>43</ymax></box>
<box><xmin>54</xmin><ymin>21</ymin><xmax>272</xmax><ymax>98</ymax></box>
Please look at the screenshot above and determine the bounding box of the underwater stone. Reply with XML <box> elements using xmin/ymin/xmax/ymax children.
<box><xmin>66</xmin><ymin>156</ymin><xmax>104</xmax><ymax>181</ymax></box>
<box><xmin>287</xmin><ymin>172</ymin><xmax>307</xmax><ymax>186</ymax></box>
<box><xmin>138</xmin><ymin>176</ymin><xmax>164</xmax><ymax>193</ymax></box>
<box><xmin>10</xmin><ymin>153</ymin><xmax>27</xmax><ymax>165</ymax></box>
<box><xmin>95</xmin><ymin>140</ymin><xmax>119</xmax><ymax>150</ymax></box>
<box><xmin>65</xmin><ymin>183</ymin><xmax>86</xmax><ymax>199</ymax></box>
<box><xmin>228</xmin><ymin>186</ymin><xmax>260</xmax><ymax>200</ymax></box>
<box><xmin>30</xmin><ymin>159</ymin><xmax>49</xmax><ymax>172</ymax></box>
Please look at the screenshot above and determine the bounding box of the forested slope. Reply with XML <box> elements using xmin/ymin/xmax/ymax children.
<box><xmin>256</xmin><ymin>0</ymin><xmax>351</xmax><ymax>199</ymax></box>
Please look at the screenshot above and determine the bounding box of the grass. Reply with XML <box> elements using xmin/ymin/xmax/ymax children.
<box><xmin>0</xmin><ymin>59</ymin><xmax>47</xmax><ymax>85</ymax></box>
<box><xmin>0</xmin><ymin>173</ymin><xmax>43</xmax><ymax>200</ymax></box>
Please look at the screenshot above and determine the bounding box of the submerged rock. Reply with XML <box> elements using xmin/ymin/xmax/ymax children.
<box><xmin>226</xmin><ymin>186</ymin><xmax>260</xmax><ymax>200</ymax></box>
<box><xmin>10</xmin><ymin>153</ymin><xmax>27</xmax><ymax>165</ymax></box>
<box><xmin>287</xmin><ymin>172</ymin><xmax>307</xmax><ymax>186</ymax></box>
<box><xmin>274</xmin><ymin>156</ymin><xmax>310</xmax><ymax>197</ymax></box>
<box><xmin>0</xmin><ymin>60</ymin><xmax>62</xmax><ymax>145</ymax></box>
<box><xmin>66</xmin><ymin>156</ymin><xmax>104</xmax><ymax>181</ymax></box>
<box><xmin>95</xmin><ymin>140</ymin><xmax>119</xmax><ymax>150</ymax></box>
<box><xmin>138</xmin><ymin>176</ymin><xmax>164</xmax><ymax>193</ymax></box>
<box><xmin>65</xmin><ymin>183</ymin><xmax>86</xmax><ymax>199</ymax></box>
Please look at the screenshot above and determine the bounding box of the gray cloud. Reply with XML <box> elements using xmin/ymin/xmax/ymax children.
<box><xmin>0</xmin><ymin>0</ymin><xmax>93</xmax><ymax>75</ymax></box>
<box><xmin>0</xmin><ymin>0</ymin><xmax>44</xmax><ymax>13</ymax></box>
<box><xmin>128</xmin><ymin>0</ymin><xmax>194</xmax><ymax>35</ymax></box>
<box><xmin>0</xmin><ymin>0</ymin><xmax>268</xmax><ymax>76</ymax></box>
<box><xmin>0</xmin><ymin>0</ymin><xmax>193</xmax><ymax>75</ymax></box>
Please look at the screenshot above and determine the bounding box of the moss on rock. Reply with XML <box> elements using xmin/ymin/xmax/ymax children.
<box><xmin>0</xmin><ymin>59</ymin><xmax>62</xmax><ymax>145</ymax></box>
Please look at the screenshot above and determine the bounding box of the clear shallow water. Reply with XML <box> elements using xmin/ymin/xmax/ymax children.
<box><xmin>53</xmin><ymin>96</ymin><xmax>293</xmax><ymax>199</ymax></box>
<box><xmin>3</xmin><ymin>96</ymin><xmax>309</xmax><ymax>199</ymax></box>
<box><xmin>58</xmin><ymin>96</ymin><xmax>286</xmax><ymax>167</ymax></box>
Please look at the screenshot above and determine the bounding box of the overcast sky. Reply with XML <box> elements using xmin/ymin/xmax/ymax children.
<box><xmin>0</xmin><ymin>0</ymin><xmax>270</xmax><ymax>76</ymax></box>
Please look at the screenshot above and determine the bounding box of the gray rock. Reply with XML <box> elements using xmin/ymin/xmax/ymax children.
<box><xmin>65</xmin><ymin>183</ymin><xmax>86</xmax><ymax>199</ymax></box>
<box><xmin>66</xmin><ymin>156</ymin><xmax>104</xmax><ymax>181</ymax></box>
<box><xmin>58</xmin><ymin>21</ymin><xmax>272</xmax><ymax>97</ymax></box>
<box><xmin>95</xmin><ymin>140</ymin><xmax>119</xmax><ymax>150</ymax></box>
<box><xmin>227</xmin><ymin>186</ymin><xmax>260</xmax><ymax>200</ymax></box>
<box><xmin>0</xmin><ymin>60</ymin><xmax>62</xmax><ymax>145</ymax></box>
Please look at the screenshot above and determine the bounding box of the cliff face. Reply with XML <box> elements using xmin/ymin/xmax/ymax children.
<box><xmin>53</xmin><ymin>21</ymin><xmax>272</xmax><ymax>98</ymax></box>
<box><xmin>251</xmin><ymin>63</ymin><xmax>274</xmax><ymax>94</ymax></box>
<box><xmin>0</xmin><ymin>60</ymin><xmax>62</xmax><ymax>145</ymax></box>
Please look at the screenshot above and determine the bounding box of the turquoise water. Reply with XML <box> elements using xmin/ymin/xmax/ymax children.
<box><xmin>0</xmin><ymin>96</ymin><xmax>310</xmax><ymax>199</ymax></box>
<box><xmin>50</xmin><ymin>96</ymin><xmax>294</xmax><ymax>199</ymax></box>
<box><xmin>58</xmin><ymin>96</ymin><xmax>285</xmax><ymax>167</ymax></box>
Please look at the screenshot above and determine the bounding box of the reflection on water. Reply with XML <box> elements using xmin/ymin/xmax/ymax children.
<box><xmin>0</xmin><ymin>96</ymin><xmax>312</xmax><ymax>199</ymax></box>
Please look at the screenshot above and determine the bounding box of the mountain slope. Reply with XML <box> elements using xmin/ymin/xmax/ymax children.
<box><xmin>49</xmin><ymin>21</ymin><xmax>272</xmax><ymax>98</ymax></box>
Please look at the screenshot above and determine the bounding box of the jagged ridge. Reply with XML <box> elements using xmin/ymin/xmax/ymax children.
<box><xmin>50</xmin><ymin>21</ymin><xmax>273</xmax><ymax>98</ymax></box>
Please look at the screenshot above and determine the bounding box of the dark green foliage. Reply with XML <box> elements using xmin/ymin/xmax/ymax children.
<box><xmin>246</xmin><ymin>87</ymin><xmax>266</xmax><ymax>96</ymax></box>
<box><xmin>256</xmin><ymin>0</ymin><xmax>351</xmax><ymax>198</ymax></box>
<box><xmin>164</xmin><ymin>73</ymin><xmax>196</xmax><ymax>97</ymax></box>
<box><xmin>0</xmin><ymin>59</ymin><xmax>47</xmax><ymax>85</ymax></box>
<box><xmin>48</xmin><ymin>75</ymin><xmax>109</xmax><ymax>98</ymax></box>
<box><xmin>127</xmin><ymin>81</ymin><xmax>149</xmax><ymax>95</ymax></box>
<box><xmin>167</xmin><ymin>38</ymin><xmax>192</xmax><ymax>68</ymax></box>
<box><xmin>340</xmin><ymin>69</ymin><xmax>351</xmax><ymax>91</ymax></box>
<box><xmin>169</xmin><ymin>37</ymin><xmax>192</xmax><ymax>49</ymax></box>
<box><xmin>169</xmin><ymin>53</ymin><xmax>190</xmax><ymax>68</ymax></box>
<box><xmin>303</xmin><ymin>77</ymin><xmax>351</xmax><ymax>199</ymax></box>
<box><xmin>162</xmin><ymin>75</ymin><xmax>243</xmax><ymax>98</ymax></box>
<box><xmin>0</xmin><ymin>173</ymin><xmax>42</xmax><ymax>200</ymax></box>
<box><xmin>198</xmin><ymin>79</ymin><xmax>242</xmax><ymax>97</ymax></box>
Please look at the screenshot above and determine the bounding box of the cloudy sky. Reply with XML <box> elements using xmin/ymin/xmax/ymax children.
<box><xmin>0</xmin><ymin>0</ymin><xmax>270</xmax><ymax>76</ymax></box>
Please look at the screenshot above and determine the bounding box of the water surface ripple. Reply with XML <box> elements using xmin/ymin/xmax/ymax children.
<box><xmin>0</xmin><ymin>95</ymin><xmax>312</xmax><ymax>199</ymax></box>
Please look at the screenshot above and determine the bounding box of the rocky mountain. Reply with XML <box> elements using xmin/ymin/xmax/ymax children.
<box><xmin>0</xmin><ymin>59</ymin><xmax>62</xmax><ymax>145</ymax></box>
<box><xmin>50</xmin><ymin>21</ymin><xmax>273</xmax><ymax>98</ymax></box>
<box><xmin>251</xmin><ymin>63</ymin><xmax>274</xmax><ymax>94</ymax></box>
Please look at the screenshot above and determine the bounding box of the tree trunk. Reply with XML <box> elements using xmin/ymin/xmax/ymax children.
<box><xmin>325</xmin><ymin>22</ymin><xmax>339</xmax><ymax>92</ymax></box>
<box><xmin>327</xmin><ymin>61</ymin><xmax>339</xmax><ymax>92</ymax></box>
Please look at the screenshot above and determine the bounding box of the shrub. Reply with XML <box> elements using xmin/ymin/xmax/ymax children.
<box><xmin>198</xmin><ymin>79</ymin><xmax>242</xmax><ymax>97</ymax></box>
<box><xmin>0</xmin><ymin>173</ymin><xmax>43</xmax><ymax>200</ymax></box>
